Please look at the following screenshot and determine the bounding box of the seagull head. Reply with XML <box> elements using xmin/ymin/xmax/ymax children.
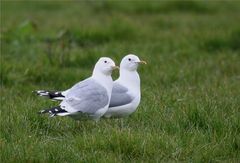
<box><xmin>94</xmin><ymin>57</ymin><xmax>119</xmax><ymax>76</ymax></box>
<box><xmin>120</xmin><ymin>54</ymin><xmax>147</xmax><ymax>71</ymax></box>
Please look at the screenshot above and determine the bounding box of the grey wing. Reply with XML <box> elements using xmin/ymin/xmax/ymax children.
<box><xmin>61</xmin><ymin>79</ymin><xmax>109</xmax><ymax>114</ymax></box>
<box><xmin>109</xmin><ymin>83</ymin><xmax>133</xmax><ymax>107</ymax></box>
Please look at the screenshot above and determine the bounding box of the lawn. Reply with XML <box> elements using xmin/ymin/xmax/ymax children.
<box><xmin>1</xmin><ymin>1</ymin><xmax>240</xmax><ymax>162</ymax></box>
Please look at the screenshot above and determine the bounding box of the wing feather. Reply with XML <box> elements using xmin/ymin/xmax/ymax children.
<box><xmin>109</xmin><ymin>83</ymin><xmax>133</xmax><ymax>107</ymax></box>
<box><xmin>60</xmin><ymin>78</ymin><xmax>109</xmax><ymax>114</ymax></box>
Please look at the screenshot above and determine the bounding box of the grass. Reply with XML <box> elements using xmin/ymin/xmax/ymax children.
<box><xmin>1</xmin><ymin>0</ymin><xmax>240</xmax><ymax>162</ymax></box>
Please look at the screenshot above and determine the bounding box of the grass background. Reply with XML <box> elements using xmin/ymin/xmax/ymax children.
<box><xmin>1</xmin><ymin>0</ymin><xmax>240</xmax><ymax>162</ymax></box>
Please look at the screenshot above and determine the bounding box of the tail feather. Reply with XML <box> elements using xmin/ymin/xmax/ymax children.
<box><xmin>33</xmin><ymin>90</ymin><xmax>65</xmax><ymax>101</ymax></box>
<box><xmin>39</xmin><ymin>106</ymin><xmax>68</xmax><ymax>117</ymax></box>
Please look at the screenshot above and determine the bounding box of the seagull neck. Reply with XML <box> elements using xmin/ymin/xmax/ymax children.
<box><xmin>92</xmin><ymin>71</ymin><xmax>113</xmax><ymax>89</ymax></box>
<box><xmin>119</xmin><ymin>69</ymin><xmax>140</xmax><ymax>88</ymax></box>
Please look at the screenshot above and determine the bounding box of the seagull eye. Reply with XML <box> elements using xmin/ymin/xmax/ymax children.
<box><xmin>128</xmin><ymin>58</ymin><xmax>131</xmax><ymax>61</ymax></box>
<box><xmin>104</xmin><ymin>60</ymin><xmax>107</xmax><ymax>63</ymax></box>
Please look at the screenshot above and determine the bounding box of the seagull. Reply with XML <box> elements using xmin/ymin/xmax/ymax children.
<box><xmin>104</xmin><ymin>54</ymin><xmax>146</xmax><ymax>118</ymax></box>
<box><xmin>36</xmin><ymin>57</ymin><xmax>119</xmax><ymax>121</ymax></box>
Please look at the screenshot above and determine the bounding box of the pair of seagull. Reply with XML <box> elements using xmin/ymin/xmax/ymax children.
<box><xmin>35</xmin><ymin>54</ymin><xmax>146</xmax><ymax>121</ymax></box>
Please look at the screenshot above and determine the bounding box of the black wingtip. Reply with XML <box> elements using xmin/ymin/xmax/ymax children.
<box><xmin>38</xmin><ymin>106</ymin><xmax>67</xmax><ymax>117</ymax></box>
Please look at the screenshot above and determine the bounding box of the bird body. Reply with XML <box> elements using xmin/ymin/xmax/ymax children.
<box><xmin>36</xmin><ymin>57</ymin><xmax>118</xmax><ymax>121</ymax></box>
<box><xmin>104</xmin><ymin>54</ymin><xmax>146</xmax><ymax>118</ymax></box>
<box><xmin>104</xmin><ymin>70</ymin><xmax>141</xmax><ymax>117</ymax></box>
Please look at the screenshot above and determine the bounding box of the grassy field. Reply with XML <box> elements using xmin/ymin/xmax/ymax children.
<box><xmin>1</xmin><ymin>1</ymin><xmax>240</xmax><ymax>162</ymax></box>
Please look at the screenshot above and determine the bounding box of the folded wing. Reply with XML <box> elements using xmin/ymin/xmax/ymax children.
<box><xmin>109</xmin><ymin>83</ymin><xmax>133</xmax><ymax>107</ymax></box>
<box><xmin>60</xmin><ymin>79</ymin><xmax>109</xmax><ymax>114</ymax></box>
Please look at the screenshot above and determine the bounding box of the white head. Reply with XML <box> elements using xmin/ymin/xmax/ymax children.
<box><xmin>120</xmin><ymin>54</ymin><xmax>147</xmax><ymax>71</ymax></box>
<box><xmin>93</xmin><ymin>57</ymin><xmax>119</xmax><ymax>76</ymax></box>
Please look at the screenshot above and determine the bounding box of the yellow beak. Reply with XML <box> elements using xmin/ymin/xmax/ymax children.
<box><xmin>137</xmin><ymin>60</ymin><xmax>147</xmax><ymax>64</ymax></box>
<box><xmin>111</xmin><ymin>66</ymin><xmax>120</xmax><ymax>70</ymax></box>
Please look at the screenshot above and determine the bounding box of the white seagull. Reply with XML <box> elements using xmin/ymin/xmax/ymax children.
<box><xmin>104</xmin><ymin>54</ymin><xmax>146</xmax><ymax>118</ymax></box>
<box><xmin>36</xmin><ymin>57</ymin><xmax>118</xmax><ymax>121</ymax></box>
